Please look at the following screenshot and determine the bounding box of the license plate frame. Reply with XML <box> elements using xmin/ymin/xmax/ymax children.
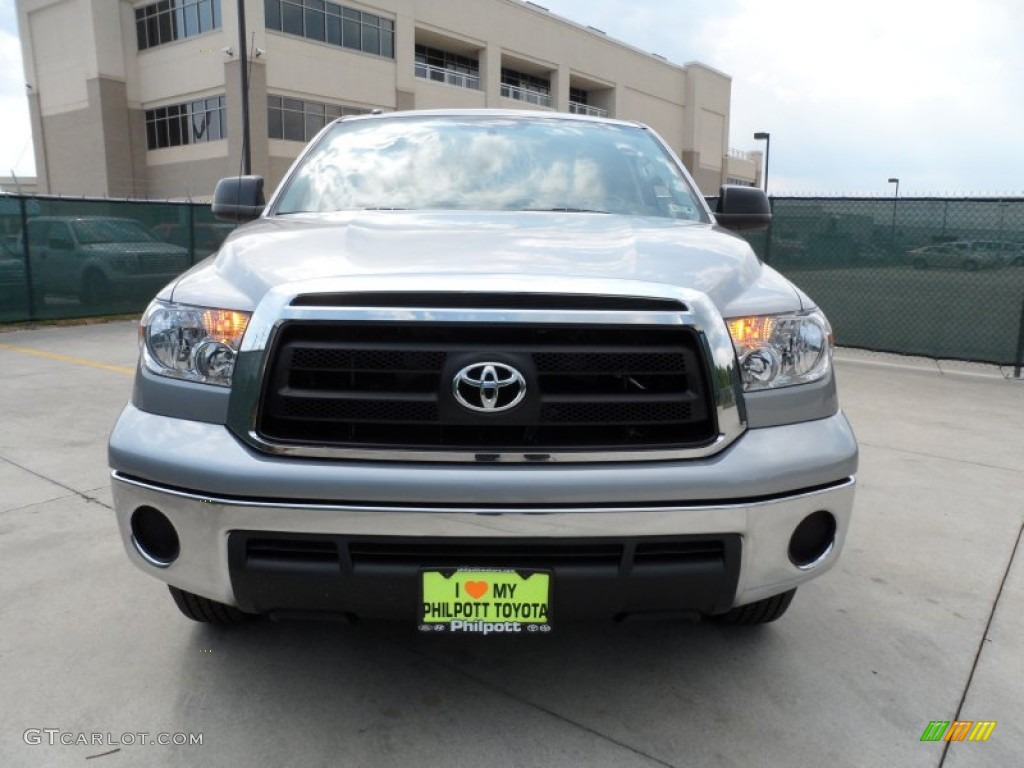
<box><xmin>418</xmin><ymin>568</ymin><xmax>552</xmax><ymax>635</ymax></box>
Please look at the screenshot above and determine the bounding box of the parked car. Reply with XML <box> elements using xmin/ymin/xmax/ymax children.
<box><xmin>906</xmin><ymin>241</ymin><xmax>1003</xmax><ymax>271</ymax></box>
<box><xmin>22</xmin><ymin>216</ymin><xmax>190</xmax><ymax>305</ymax></box>
<box><xmin>771</xmin><ymin>236</ymin><xmax>809</xmax><ymax>264</ymax></box>
<box><xmin>150</xmin><ymin>221</ymin><xmax>235</xmax><ymax>259</ymax></box>
<box><xmin>110</xmin><ymin>110</ymin><xmax>857</xmax><ymax>631</ymax></box>
<box><xmin>0</xmin><ymin>239</ymin><xmax>27</xmax><ymax>311</ymax></box>
<box><xmin>970</xmin><ymin>240</ymin><xmax>1024</xmax><ymax>267</ymax></box>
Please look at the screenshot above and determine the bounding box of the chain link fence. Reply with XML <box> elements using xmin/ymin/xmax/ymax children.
<box><xmin>732</xmin><ymin>197</ymin><xmax>1024</xmax><ymax>372</ymax></box>
<box><xmin>2</xmin><ymin>193</ymin><xmax>1023</xmax><ymax>372</ymax></box>
<box><xmin>0</xmin><ymin>195</ymin><xmax>234</xmax><ymax>323</ymax></box>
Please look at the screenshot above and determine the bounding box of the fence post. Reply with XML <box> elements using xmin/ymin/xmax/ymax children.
<box><xmin>18</xmin><ymin>196</ymin><xmax>37</xmax><ymax>321</ymax></box>
<box><xmin>762</xmin><ymin>196</ymin><xmax>774</xmax><ymax>265</ymax></box>
<box><xmin>188</xmin><ymin>203</ymin><xmax>196</xmax><ymax>266</ymax></box>
<box><xmin>1015</xmin><ymin>295</ymin><xmax>1024</xmax><ymax>379</ymax></box>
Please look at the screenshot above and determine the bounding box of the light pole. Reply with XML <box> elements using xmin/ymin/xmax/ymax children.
<box><xmin>888</xmin><ymin>177</ymin><xmax>899</xmax><ymax>245</ymax></box>
<box><xmin>754</xmin><ymin>132</ymin><xmax>770</xmax><ymax>194</ymax></box>
<box><xmin>237</xmin><ymin>0</ymin><xmax>252</xmax><ymax>176</ymax></box>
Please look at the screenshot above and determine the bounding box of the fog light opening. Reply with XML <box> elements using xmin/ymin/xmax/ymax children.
<box><xmin>789</xmin><ymin>510</ymin><xmax>836</xmax><ymax>570</ymax></box>
<box><xmin>130</xmin><ymin>506</ymin><xmax>180</xmax><ymax>567</ymax></box>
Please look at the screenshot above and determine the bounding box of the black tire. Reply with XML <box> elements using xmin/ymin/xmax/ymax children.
<box><xmin>169</xmin><ymin>586</ymin><xmax>250</xmax><ymax>625</ymax></box>
<box><xmin>963</xmin><ymin>260</ymin><xmax>979</xmax><ymax>272</ymax></box>
<box><xmin>80</xmin><ymin>270</ymin><xmax>111</xmax><ymax>307</ymax></box>
<box><xmin>912</xmin><ymin>258</ymin><xmax>927</xmax><ymax>270</ymax></box>
<box><xmin>710</xmin><ymin>589</ymin><xmax>796</xmax><ymax>625</ymax></box>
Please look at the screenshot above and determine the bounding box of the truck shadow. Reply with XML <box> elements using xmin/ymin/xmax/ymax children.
<box><xmin>171</xmin><ymin>615</ymin><xmax>793</xmax><ymax>763</ymax></box>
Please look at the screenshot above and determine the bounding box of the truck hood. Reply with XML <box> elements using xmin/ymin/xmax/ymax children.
<box><xmin>170</xmin><ymin>211</ymin><xmax>803</xmax><ymax>316</ymax></box>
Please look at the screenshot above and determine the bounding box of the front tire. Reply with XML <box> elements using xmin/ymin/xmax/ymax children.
<box><xmin>169</xmin><ymin>586</ymin><xmax>250</xmax><ymax>625</ymax></box>
<box><xmin>710</xmin><ymin>589</ymin><xmax>796</xmax><ymax>625</ymax></box>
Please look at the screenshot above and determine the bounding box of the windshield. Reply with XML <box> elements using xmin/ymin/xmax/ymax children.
<box><xmin>274</xmin><ymin>116</ymin><xmax>707</xmax><ymax>221</ymax></box>
<box><xmin>72</xmin><ymin>219</ymin><xmax>154</xmax><ymax>245</ymax></box>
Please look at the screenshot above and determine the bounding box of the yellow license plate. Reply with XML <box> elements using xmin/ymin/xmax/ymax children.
<box><xmin>419</xmin><ymin>569</ymin><xmax>552</xmax><ymax>635</ymax></box>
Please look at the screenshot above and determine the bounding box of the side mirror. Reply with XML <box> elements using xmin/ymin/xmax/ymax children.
<box><xmin>714</xmin><ymin>185</ymin><xmax>772</xmax><ymax>232</ymax></box>
<box><xmin>212</xmin><ymin>176</ymin><xmax>265</xmax><ymax>222</ymax></box>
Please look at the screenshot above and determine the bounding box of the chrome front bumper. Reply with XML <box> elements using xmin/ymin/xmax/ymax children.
<box><xmin>110</xmin><ymin>410</ymin><xmax>856</xmax><ymax>613</ymax></box>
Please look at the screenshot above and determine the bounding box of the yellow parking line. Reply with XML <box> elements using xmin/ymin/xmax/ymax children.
<box><xmin>0</xmin><ymin>342</ymin><xmax>135</xmax><ymax>376</ymax></box>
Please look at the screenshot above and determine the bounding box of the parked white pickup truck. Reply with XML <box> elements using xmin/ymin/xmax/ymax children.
<box><xmin>23</xmin><ymin>216</ymin><xmax>189</xmax><ymax>306</ymax></box>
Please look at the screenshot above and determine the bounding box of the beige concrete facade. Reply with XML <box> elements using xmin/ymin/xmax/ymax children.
<box><xmin>727</xmin><ymin>149</ymin><xmax>764</xmax><ymax>190</ymax></box>
<box><xmin>16</xmin><ymin>0</ymin><xmax>757</xmax><ymax>199</ymax></box>
<box><xmin>0</xmin><ymin>177</ymin><xmax>39</xmax><ymax>195</ymax></box>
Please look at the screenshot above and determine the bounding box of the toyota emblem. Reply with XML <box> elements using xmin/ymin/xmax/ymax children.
<box><xmin>452</xmin><ymin>362</ymin><xmax>527</xmax><ymax>412</ymax></box>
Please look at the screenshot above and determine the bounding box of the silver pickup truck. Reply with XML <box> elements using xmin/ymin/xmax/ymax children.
<box><xmin>109</xmin><ymin>111</ymin><xmax>857</xmax><ymax>633</ymax></box>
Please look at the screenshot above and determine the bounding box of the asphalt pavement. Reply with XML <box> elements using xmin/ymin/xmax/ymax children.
<box><xmin>1</xmin><ymin>321</ymin><xmax>1021</xmax><ymax>767</ymax></box>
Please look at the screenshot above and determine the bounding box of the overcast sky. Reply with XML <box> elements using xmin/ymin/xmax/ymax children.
<box><xmin>2</xmin><ymin>0</ymin><xmax>1022</xmax><ymax>195</ymax></box>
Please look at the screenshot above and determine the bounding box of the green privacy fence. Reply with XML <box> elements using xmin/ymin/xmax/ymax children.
<box><xmin>2</xmin><ymin>194</ymin><xmax>1023</xmax><ymax>370</ymax></box>
<box><xmin>730</xmin><ymin>196</ymin><xmax>1024</xmax><ymax>371</ymax></box>
<box><xmin>0</xmin><ymin>195</ymin><xmax>235</xmax><ymax>323</ymax></box>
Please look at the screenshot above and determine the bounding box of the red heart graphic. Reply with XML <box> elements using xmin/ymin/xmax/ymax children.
<box><xmin>465</xmin><ymin>581</ymin><xmax>488</xmax><ymax>600</ymax></box>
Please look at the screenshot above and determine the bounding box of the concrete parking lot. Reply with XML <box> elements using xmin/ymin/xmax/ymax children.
<box><xmin>1</xmin><ymin>320</ymin><xmax>1021</xmax><ymax>767</ymax></box>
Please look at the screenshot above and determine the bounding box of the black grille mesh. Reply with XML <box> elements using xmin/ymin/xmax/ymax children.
<box><xmin>541</xmin><ymin>400</ymin><xmax>692</xmax><ymax>424</ymax></box>
<box><xmin>279</xmin><ymin>397</ymin><xmax>439</xmax><ymax>422</ymax></box>
<box><xmin>244</xmin><ymin>535</ymin><xmax>728</xmax><ymax>570</ymax></box>
<box><xmin>291</xmin><ymin>348</ymin><xmax>445</xmax><ymax>371</ymax></box>
<box><xmin>257</xmin><ymin>320</ymin><xmax>715</xmax><ymax>452</ymax></box>
<box><xmin>534</xmin><ymin>352</ymin><xmax>687</xmax><ymax>373</ymax></box>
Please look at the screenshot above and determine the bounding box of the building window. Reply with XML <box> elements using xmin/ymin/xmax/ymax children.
<box><xmin>135</xmin><ymin>0</ymin><xmax>221</xmax><ymax>52</ymax></box>
<box><xmin>567</xmin><ymin>86</ymin><xmax>608</xmax><ymax>117</ymax></box>
<box><xmin>145</xmin><ymin>96</ymin><xmax>226</xmax><ymax>150</ymax></box>
<box><xmin>268</xmin><ymin>95</ymin><xmax>370</xmax><ymax>142</ymax></box>
<box><xmin>265</xmin><ymin>1</ymin><xmax>395</xmax><ymax>58</ymax></box>
<box><xmin>500</xmin><ymin>68</ymin><xmax>551</xmax><ymax>107</ymax></box>
<box><xmin>415</xmin><ymin>45</ymin><xmax>480</xmax><ymax>90</ymax></box>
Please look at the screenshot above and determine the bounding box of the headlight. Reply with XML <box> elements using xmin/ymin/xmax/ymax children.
<box><xmin>140</xmin><ymin>300</ymin><xmax>251</xmax><ymax>387</ymax></box>
<box><xmin>726</xmin><ymin>309</ymin><xmax>832</xmax><ymax>391</ymax></box>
